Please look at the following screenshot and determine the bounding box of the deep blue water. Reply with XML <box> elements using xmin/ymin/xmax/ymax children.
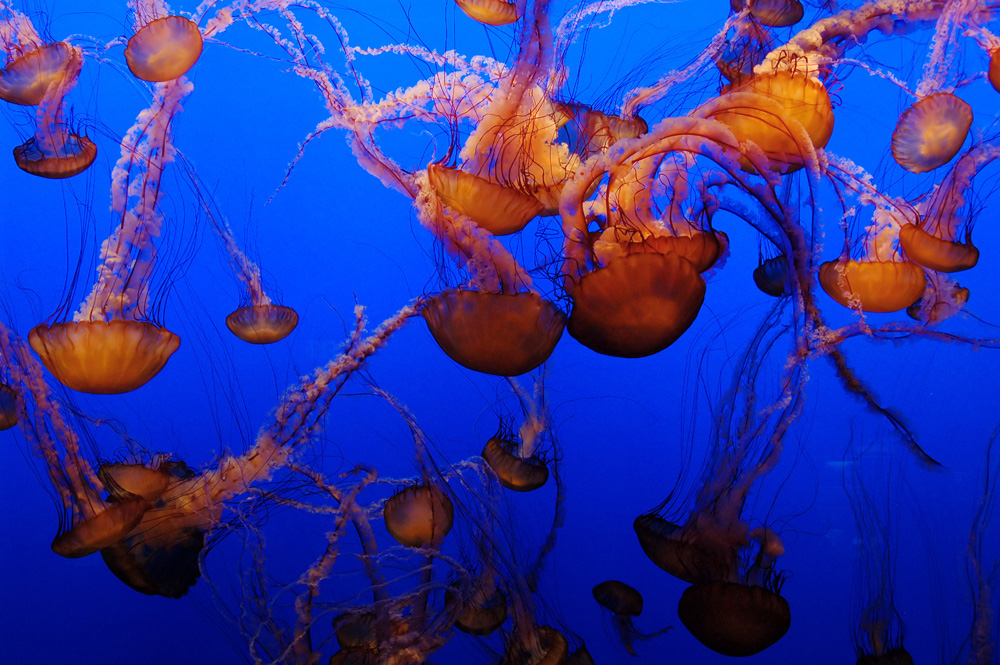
<box><xmin>0</xmin><ymin>1</ymin><xmax>998</xmax><ymax>664</ymax></box>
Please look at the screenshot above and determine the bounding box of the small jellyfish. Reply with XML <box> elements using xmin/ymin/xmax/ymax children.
<box><xmin>421</xmin><ymin>290</ymin><xmax>565</xmax><ymax>376</ymax></box>
<box><xmin>592</xmin><ymin>580</ymin><xmax>669</xmax><ymax>656</ymax></box>
<box><xmin>753</xmin><ymin>255</ymin><xmax>791</xmax><ymax>297</ymax></box>
<box><xmin>226</xmin><ymin>304</ymin><xmax>299</xmax><ymax>344</ymax></box>
<box><xmin>891</xmin><ymin>93</ymin><xmax>972</xmax><ymax>174</ymax></box>
<box><xmin>125</xmin><ymin>15</ymin><xmax>203</xmax><ymax>82</ymax></box>
<box><xmin>0</xmin><ymin>382</ymin><xmax>18</xmax><ymax>430</ymax></box>
<box><xmin>383</xmin><ymin>483</ymin><xmax>455</xmax><ymax>548</ymax></box>
<box><xmin>482</xmin><ymin>435</ymin><xmax>549</xmax><ymax>492</ymax></box>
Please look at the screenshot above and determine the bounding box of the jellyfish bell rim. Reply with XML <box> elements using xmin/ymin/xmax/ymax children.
<box><xmin>382</xmin><ymin>483</ymin><xmax>455</xmax><ymax>548</ymax></box>
<box><xmin>481</xmin><ymin>436</ymin><xmax>549</xmax><ymax>491</ymax></box>
<box><xmin>421</xmin><ymin>289</ymin><xmax>565</xmax><ymax>376</ymax></box>
<box><xmin>225</xmin><ymin>304</ymin><xmax>299</xmax><ymax>344</ymax></box>
<box><xmin>453</xmin><ymin>0</ymin><xmax>520</xmax><ymax>26</ymax></box>
<box><xmin>0</xmin><ymin>41</ymin><xmax>74</xmax><ymax>105</ymax></box>
<box><xmin>818</xmin><ymin>259</ymin><xmax>926</xmax><ymax>313</ymax></box>
<box><xmin>566</xmin><ymin>252</ymin><xmax>706</xmax><ymax>358</ymax></box>
<box><xmin>124</xmin><ymin>15</ymin><xmax>204</xmax><ymax>82</ymax></box>
<box><xmin>28</xmin><ymin>319</ymin><xmax>181</xmax><ymax>394</ymax></box>
<box><xmin>898</xmin><ymin>224</ymin><xmax>979</xmax><ymax>273</ymax></box>
<box><xmin>426</xmin><ymin>163</ymin><xmax>543</xmax><ymax>235</ymax></box>
<box><xmin>13</xmin><ymin>133</ymin><xmax>97</xmax><ymax>178</ymax></box>
<box><xmin>891</xmin><ymin>93</ymin><xmax>972</xmax><ymax>174</ymax></box>
<box><xmin>677</xmin><ymin>581</ymin><xmax>791</xmax><ymax>657</ymax></box>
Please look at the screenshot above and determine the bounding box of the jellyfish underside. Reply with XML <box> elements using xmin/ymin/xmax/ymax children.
<box><xmin>898</xmin><ymin>224</ymin><xmax>979</xmax><ymax>273</ymax></box>
<box><xmin>422</xmin><ymin>289</ymin><xmax>565</xmax><ymax>376</ymax></box>
<box><xmin>50</xmin><ymin>497</ymin><xmax>150</xmax><ymax>558</ymax></box>
<box><xmin>891</xmin><ymin>93</ymin><xmax>972</xmax><ymax>174</ymax></box>
<box><xmin>729</xmin><ymin>0</ymin><xmax>804</xmax><ymax>27</ymax></box>
<box><xmin>818</xmin><ymin>260</ymin><xmax>926</xmax><ymax>313</ymax></box>
<box><xmin>594</xmin><ymin>227</ymin><xmax>727</xmax><ymax>274</ymax></box>
<box><xmin>13</xmin><ymin>133</ymin><xmax>98</xmax><ymax>178</ymax></box>
<box><xmin>427</xmin><ymin>164</ymin><xmax>543</xmax><ymax>235</ymax></box>
<box><xmin>482</xmin><ymin>436</ymin><xmax>549</xmax><ymax>491</ymax></box>
<box><xmin>383</xmin><ymin>484</ymin><xmax>455</xmax><ymax>547</ymax></box>
<box><xmin>676</xmin><ymin>581</ymin><xmax>791</xmax><ymax>657</ymax></box>
<box><xmin>226</xmin><ymin>304</ymin><xmax>299</xmax><ymax>344</ymax></box>
<box><xmin>633</xmin><ymin>513</ymin><xmax>720</xmax><ymax>583</ymax></box>
<box><xmin>28</xmin><ymin>320</ymin><xmax>180</xmax><ymax>394</ymax></box>
<box><xmin>567</xmin><ymin>253</ymin><xmax>706</xmax><ymax>358</ymax></box>
<box><xmin>0</xmin><ymin>41</ymin><xmax>73</xmax><ymax>105</ymax></box>
<box><xmin>453</xmin><ymin>0</ymin><xmax>519</xmax><ymax>26</ymax></box>
<box><xmin>125</xmin><ymin>15</ymin><xmax>204</xmax><ymax>82</ymax></box>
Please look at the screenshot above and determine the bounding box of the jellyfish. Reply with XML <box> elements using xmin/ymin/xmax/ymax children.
<box><xmin>820</xmin><ymin>206</ymin><xmax>927</xmax><ymax>314</ymax></box>
<box><xmin>383</xmin><ymin>483</ymin><xmax>455</xmax><ymax>548</ymax></box>
<box><xmin>0</xmin><ymin>8</ymin><xmax>96</xmax><ymax>177</ymax></box>
<box><xmin>729</xmin><ymin>0</ymin><xmax>804</xmax><ymax>28</ymax></box>
<box><xmin>0</xmin><ymin>381</ymin><xmax>17</xmax><ymax>430</ymax></box>
<box><xmin>124</xmin><ymin>13</ymin><xmax>203</xmax><ymax>82</ymax></box>
<box><xmin>591</xmin><ymin>580</ymin><xmax>670</xmax><ymax>656</ymax></box>
<box><xmin>898</xmin><ymin>143</ymin><xmax>1000</xmax><ymax>274</ymax></box>
<box><xmin>891</xmin><ymin>93</ymin><xmax>972</xmax><ymax>174</ymax></box>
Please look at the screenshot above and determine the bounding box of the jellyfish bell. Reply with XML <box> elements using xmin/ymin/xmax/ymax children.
<box><xmin>729</xmin><ymin>0</ymin><xmax>804</xmax><ymax>27</ymax></box>
<box><xmin>383</xmin><ymin>483</ymin><xmax>455</xmax><ymax>548</ymax></box>
<box><xmin>705</xmin><ymin>66</ymin><xmax>834</xmax><ymax>173</ymax></box>
<box><xmin>453</xmin><ymin>0</ymin><xmax>519</xmax><ymax>26</ymax></box>
<box><xmin>28</xmin><ymin>320</ymin><xmax>181</xmax><ymax>394</ymax></box>
<box><xmin>677</xmin><ymin>580</ymin><xmax>791</xmax><ymax>657</ymax></box>
<box><xmin>0</xmin><ymin>382</ymin><xmax>18</xmax><ymax>430</ymax></box>
<box><xmin>446</xmin><ymin>583</ymin><xmax>509</xmax><ymax>635</ymax></box>
<box><xmin>907</xmin><ymin>281</ymin><xmax>969</xmax><ymax>325</ymax></box>
<box><xmin>501</xmin><ymin>626</ymin><xmax>569</xmax><ymax>665</ymax></box>
<box><xmin>566</xmin><ymin>252</ymin><xmax>706</xmax><ymax>358</ymax></box>
<box><xmin>632</xmin><ymin>513</ymin><xmax>717</xmax><ymax>583</ymax></box>
<box><xmin>427</xmin><ymin>163</ymin><xmax>543</xmax><ymax>236</ymax></box>
<box><xmin>482</xmin><ymin>436</ymin><xmax>549</xmax><ymax>492</ymax></box>
<box><xmin>592</xmin><ymin>225</ymin><xmax>729</xmax><ymax>275</ymax></box>
<box><xmin>124</xmin><ymin>15</ymin><xmax>203</xmax><ymax>82</ymax></box>
<box><xmin>98</xmin><ymin>462</ymin><xmax>171</xmax><ymax>503</ymax></box>
<box><xmin>226</xmin><ymin>304</ymin><xmax>299</xmax><ymax>344</ymax></box>
<box><xmin>421</xmin><ymin>289</ymin><xmax>565</xmax><ymax>376</ymax></box>
<box><xmin>50</xmin><ymin>495</ymin><xmax>150</xmax><ymax>558</ymax></box>
<box><xmin>13</xmin><ymin>132</ymin><xmax>97</xmax><ymax>178</ymax></box>
<box><xmin>818</xmin><ymin>259</ymin><xmax>926</xmax><ymax>313</ymax></box>
<box><xmin>990</xmin><ymin>49</ymin><xmax>1000</xmax><ymax>93</ymax></box>
<box><xmin>334</xmin><ymin>611</ymin><xmax>379</xmax><ymax>650</ymax></box>
<box><xmin>592</xmin><ymin>580</ymin><xmax>642</xmax><ymax>617</ymax></box>
<box><xmin>891</xmin><ymin>93</ymin><xmax>972</xmax><ymax>174</ymax></box>
<box><xmin>753</xmin><ymin>255</ymin><xmax>790</xmax><ymax>297</ymax></box>
<box><xmin>898</xmin><ymin>223</ymin><xmax>979</xmax><ymax>273</ymax></box>
<box><xmin>0</xmin><ymin>41</ymin><xmax>72</xmax><ymax>105</ymax></box>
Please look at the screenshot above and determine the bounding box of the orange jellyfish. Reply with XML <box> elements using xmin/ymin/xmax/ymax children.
<box><xmin>0</xmin><ymin>381</ymin><xmax>18</xmax><ymax>430</ymax></box>
<box><xmin>29</xmin><ymin>78</ymin><xmax>194</xmax><ymax>393</ymax></box>
<box><xmin>989</xmin><ymin>48</ymin><xmax>1000</xmax><ymax>92</ymax></box>
<box><xmin>453</xmin><ymin>0</ymin><xmax>520</xmax><ymax>26</ymax></box>
<box><xmin>730</xmin><ymin>0</ymin><xmax>804</xmax><ymax>27</ymax></box>
<box><xmin>0</xmin><ymin>10</ymin><xmax>96</xmax><ymax>178</ymax></box>
<box><xmin>898</xmin><ymin>143</ymin><xmax>1000</xmax><ymax>274</ymax></box>
<box><xmin>592</xmin><ymin>580</ymin><xmax>670</xmax><ymax>656</ymax></box>
<box><xmin>125</xmin><ymin>14</ymin><xmax>203</xmax><ymax>82</ymax></box>
<box><xmin>891</xmin><ymin>93</ymin><xmax>972</xmax><ymax>174</ymax></box>
<box><xmin>820</xmin><ymin>207</ymin><xmax>926</xmax><ymax>314</ymax></box>
<box><xmin>482</xmin><ymin>435</ymin><xmax>549</xmax><ymax>491</ymax></box>
<box><xmin>383</xmin><ymin>483</ymin><xmax>455</xmax><ymax>548</ymax></box>
<box><xmin>703</xmin><ymin>54</ymin><xmax>835</xmax><ymax>173</ymax></box>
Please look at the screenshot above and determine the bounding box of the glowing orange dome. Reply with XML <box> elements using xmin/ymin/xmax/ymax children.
<box><xmin>13</xmin><ymin>133</ymin><xmax>97</xmax><ymax>178</ymax></box>
<box><xmin>891</xmin><ymin>93</ymin><xmax>972</xmax><ymax>173</ymax></box>
<box><xmin>711</xmin><ymin>69</ymin><xmax>834</xmax><ymax>171</ymax></box>
<box><xmin>818</xmin><ymin>260</ymin><xmax>926</xmax><ymax>313</ymax></box>
<box><xmin>428</xmin><ymin>164</ymin><xmax>543</xmax><ymax>235</ymax></box>
<box><xmin>383</xmin><ymin>484</ymin><xmax>454</xmax><ymax>547</ymax></box>
<box><xmin>422</xmin><ymin>290</ymin><xmax>565</xmax><ymax>376</ymax></box>
<box><xmin>0</xmin><ymin>41</ymin><xmax>73</xmax><ymax>105</ymax></box>
<box><xmin>453</xmin><ymin>0</ymin><xmax>519</xmax><ymax>25</ymax></box>
<box><xmin>29</xmin><ymin>320</ymin><xmax>181</xmax><ymax>394</ymax></box>
<box><xmin>990</xmin><ymin>49</ymin><xmax>1000</xmax><ymax>93</ymax></box>
<box><xmin>898</xmin><ymin>224</ymin><xmax>978</xmax><ymax>273</ymax></box>
<box><xmin>567</xmin><ymin>253</ymin><xmax>706</xmax><ymax>358</ymax></box>
<box><xmin>482</xmin><ymin>436</ymin><xmax>549</xmax><ymax>491</ymax></box>
<box><xmin>125</xmin><ymin>16</ymin><xmax>203</xmax><ymax>82</ymax></box>
<box><xmin>226</xmin><ymin>304</ymin><xmax>299</xmax><ymax>344</ymax></box>
<box><xmin>678</xmin><ymin>581</ymin><xmax>790</xmax><ymax>656</ymax></box>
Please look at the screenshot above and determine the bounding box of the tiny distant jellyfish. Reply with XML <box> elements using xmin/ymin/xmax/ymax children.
<box><xmin>421</xmin><ymin>290</ymin><xmax>565</xmax><ymax>376</ymax></box>
<box><xmin>729</xmin><ymin>0</ymin><xmax>804</xmax><ymax>27</ymax></box>
<box><xmin>592</xmin><ymin>580</ymin><xmax>670</xmax><ymax>656</ymax></box>
<box><xmin>501</xmin><ymin>625</ymin><xmax>569</xmax><ymax>665</ymax></box>
<box><xmin>0</xmin><ymin>382</ymin><xmax>18</xmax><ymax>430</ymax></box>
<box><xmin>753</xmin><ymin>255</ymin><xmax>791</xmax><ymax>297</ymax></box>
<box><xmin>383</xmin><ymin>483</ymin><xmax>455</xmax><ymax>548</ymax></box>
<box><xmin>226</xmin><ymin>304</ymin><xmax>298</xmax><ymax>344</ymax></box>
<box><xmin>0</xmin><ymin>25</ymin><xmax>97</xmax><ymax>178</ymax></box>
<box><xmin>482</xmin><ymin>435</ymin><xmax>549</xmax><ymax>492</ymax></box>
<box><xmin>125</xmin><ymin>15</ymin><xmax>203</xmax><ymax>82</ymax></box>
<box><xmin>891</xmin><ymin>93</ymin><xmax>972</xmax><ymax>173</ymax></box>
<box><xmin>453</xmin><ymin>0</ymin><xmax>519</xmax><ymax>26</ymax></box>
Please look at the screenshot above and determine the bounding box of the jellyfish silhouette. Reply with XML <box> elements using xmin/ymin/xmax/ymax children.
<box><xmin>592</xmin><ymin>580</ymin><xmax>670</xmax><ymax>656</ymax></box>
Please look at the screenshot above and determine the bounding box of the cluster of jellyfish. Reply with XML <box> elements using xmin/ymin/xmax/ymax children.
<box><xmin>1</xmin><ymin>0</ymin><xmax>1000</xmax><ymax>663</ymax></box>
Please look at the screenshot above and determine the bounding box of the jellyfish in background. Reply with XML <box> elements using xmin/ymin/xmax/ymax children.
<box><xmin>0</xmin><ymin>4</ymin><xmax>96</xmax><ymax>177</ymax></box>
<box><xmin>844</xmin><ymin>443</ymin><xmax>914</xmax><ymax>665</ymax></box>
<box><xmin>634</xmin><ymin>311</ymin><xmax>799</xmax><ymax>657</ymax></box>
<box><xmin>591</xmin><ymin>580</ymin><xmax>670</xmax><ymax>656</ymax></box>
